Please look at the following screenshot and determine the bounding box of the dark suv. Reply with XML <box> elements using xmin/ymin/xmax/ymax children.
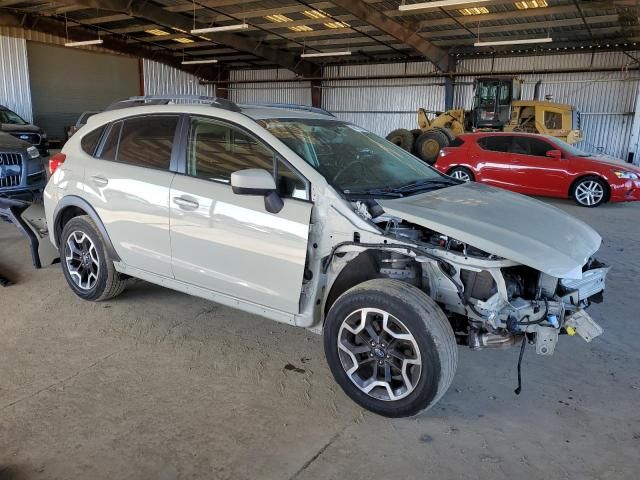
<box><xmin>0</xmin><ymin>105</ymin><xmax>49</xmax><ymax>157</ymax></box>
<box><xmin>0</xmin><ymin>131</ymin><xmax>46</xmax><ymax>200</ymax></box>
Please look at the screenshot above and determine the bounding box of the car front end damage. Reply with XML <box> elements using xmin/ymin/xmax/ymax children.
<box><xmin>316</xmin><ymin>182</ymin><xmax>607</xmax><ymax>365</ymax></box>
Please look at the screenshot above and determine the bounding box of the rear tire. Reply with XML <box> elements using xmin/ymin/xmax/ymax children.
<box><xmin>571</xmin><ymin>176</ymin><xmax>608</xmax><ymax>207</ymax></box>
<box><xmin>386</xmin><ymin>129</ymin><xmax>414</xmax><ymax>152</ymax></box>
<box><xmin>415</xmin><ymin>130</ymin><xmax>450</xmax><ymax>165</ymax></box>
<box><xmin>447</xmin><ymin>166</ymin><xmax>474</xmax><ymax>182</ymax></box>
<box><xmin>60</xmin><ymin>215</ymin><xmax>127</xmax><ymax>301</ymax></box>
<box><xmin>324</xmin><ymin>279</ymin><xmax>457</xmax><ymax>417</ymax></box>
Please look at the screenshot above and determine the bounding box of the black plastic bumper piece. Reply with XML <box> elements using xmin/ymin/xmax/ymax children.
<box><xmin>0</xmin><ymin>197</ymin><xmax>42</xmax><ymax>269</ymax></box>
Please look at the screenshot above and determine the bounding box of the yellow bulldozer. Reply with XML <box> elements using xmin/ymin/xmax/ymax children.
<box><xmin>387</xmin><ymin>76</ymin><xmax>583</xmax><ymax>164</ymax></box>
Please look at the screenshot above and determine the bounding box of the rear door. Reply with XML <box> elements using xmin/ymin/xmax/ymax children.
<box><xmin>474</xmin><ymin>135</ymin><xmax>521</xmax><ymax>190</ymax></box>
<box><xmin>169</xmin><ymin>115</ymin><xmax>312</xmax><ymax>314</ymax></box>
<box><xmin>81</xmin><ymin>114</ymin><xmax>179</xmax><ymax>277</ymax></box>
<box><xmin>509</xmin><ymin>136</ymin><xmax>569</xmax><ymax>195</ymax></box>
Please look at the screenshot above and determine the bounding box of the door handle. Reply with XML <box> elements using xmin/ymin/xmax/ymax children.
<box><xmin>173</xmin><ymin>196</ymin><xmax>199</xmax><ymax>210</ymax></box>
<box><xmin>90</xmin><ymin>175</ymin><xmax>108</xmax><ymax>186</ymax></box>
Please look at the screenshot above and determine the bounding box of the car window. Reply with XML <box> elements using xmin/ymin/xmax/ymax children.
<box><xmin>99</xmin><ymin>122</ymin><xmax>122</xmax><ymax>161</ymax></box>
<box><xmin>187</xmin><ymin>117</ymin><xmax>274</xmax><ymax>184</ymax></box>
<box><xmin>80</xmin><ymin>125</ymin><xmax>106</xmax><ymax>156</ymax></box>
<box><xmin>0</xmin><ymin>108</ymin><xmax>28</xmax><ymax>125</ymax></box>
<box><xmin>116</xmin><ymin>115</ymin><xmax>178</xmax><ymax>170</ymax></box>
<box><xmin>276</xmin><ymin>157</ymin><xmax>307</xmax><ymax>200</ymax></box>
<box><xmin>512</xmin><ymin>137</ymin><xmax>555</xmax><ymax>157</ymax></box>
<box><xmin>477</xmin><ymin>136</ymin><xmax>512</xmax><ymax>152</ymax></box>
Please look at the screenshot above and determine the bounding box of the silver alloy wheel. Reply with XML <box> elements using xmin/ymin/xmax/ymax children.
<box><xmin>450</xmin><ymin>169</ymin><xmax>471</xmax><ymax>182</ymax></box>
<box><xmin>337</xmin><ymin>308</ymin><xmax>422</xmax><ymax>401</ymax></box>
<box><xmin>65</xmin><ymin>231</ymin><xmax>100</xmax><ymax>290</ymax></box>
<box><xmin>575</xmin><ymin>180</ymin><xmax>604</xmax><ymax>206</ymax></box>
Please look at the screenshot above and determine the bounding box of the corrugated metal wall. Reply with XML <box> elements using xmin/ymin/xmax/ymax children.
<box><xmin>0</xmin><ymin>35</ymin><xmax>33</xmax><ymax>122</ymax></box>
<box><xmin>323</xmin><ymin>63</ymin><xmax>443</xmax><ymax>137</ymax></box>
<box><xmin>142</xmin><ymin>59</ymin><xmax>215</xmax><ymax>97</ymax></box>
<box><xmin>229</xmin><ymin>68</ymin><xmax>311</xmax><ymax>105</ymax></box>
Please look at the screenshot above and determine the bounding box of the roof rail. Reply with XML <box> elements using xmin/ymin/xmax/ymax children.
<box><xmin>251</xmin><ymin>103</ymin><xmax>335</xmax><ymax>117</ymax></box>
<box><xmin>105</xmin><ymin>95</ymin><xmax>241</xmax><ymax>112</ymax></box>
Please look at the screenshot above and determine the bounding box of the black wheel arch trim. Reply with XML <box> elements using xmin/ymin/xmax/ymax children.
<box><xmin>53</xmin><ymin>195</ymin><xmax>121</xmax><ymax>261</ymax></box>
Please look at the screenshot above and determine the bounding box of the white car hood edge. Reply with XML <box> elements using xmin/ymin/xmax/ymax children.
<box><xmin>377</xmin><ymin>182</ymin><xmax>601</xmax><ymax>280</ymax></box>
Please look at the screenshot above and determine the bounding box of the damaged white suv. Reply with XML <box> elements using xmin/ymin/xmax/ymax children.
<box><xmin>40</xmin><ymin>96</ymin><xmax>608</xmax><ymax>417</ymax></box>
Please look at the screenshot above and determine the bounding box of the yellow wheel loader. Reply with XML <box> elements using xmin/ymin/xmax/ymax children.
<box><xmin>387</xmin><ymin>77</ymin><xmax>583</xmax><ymax>165</ymax></box>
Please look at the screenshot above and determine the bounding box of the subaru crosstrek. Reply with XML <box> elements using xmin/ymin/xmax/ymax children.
<box><xmin>38</xmin><ymin>96</ymin><xmax>607</xmax><ymax>417</ymax></box>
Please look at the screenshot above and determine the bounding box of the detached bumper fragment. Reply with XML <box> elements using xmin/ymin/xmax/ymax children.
<box><xmin>0</xmin><ymin>198</ymin><xmax>58</xmax><ymax>268</ymax></box>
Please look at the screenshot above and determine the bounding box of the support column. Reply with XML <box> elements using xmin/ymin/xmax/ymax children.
<box><xmin>311</xmin><ymin>79</ymin><xmax>322</xmax><ymax>108</ymax></box>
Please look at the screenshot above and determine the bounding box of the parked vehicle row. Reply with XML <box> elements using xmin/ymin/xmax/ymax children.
<box><xmin>0</xmin><ymin>105</ymin><xmax>49</xmax><ymax>157</ymax></box>
<box><xmin>1</xmin><ymin>96</ymin><xmax>607</xmax><ymax>418</ymax></box>
<box><xmin>435</xmin><ymin>132</ymin><xmax>640</xmax><ymax>207</ymax></box>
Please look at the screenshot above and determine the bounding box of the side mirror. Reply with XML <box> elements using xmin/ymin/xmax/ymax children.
<box><xmin>546</xmin><ymin>149</ymin><xmax>562</xmax><ymax>159</ymax></box>
<box><xmin>230</xmin><ymin>168</ymin><xmax>283</xmax><ymax>214</ymax></box>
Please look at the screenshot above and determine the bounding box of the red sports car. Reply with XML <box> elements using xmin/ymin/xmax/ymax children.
<box><xmin>435</xmin><ymin>132</ymin><xmax>640</xmax><ymax>207</ymax></box>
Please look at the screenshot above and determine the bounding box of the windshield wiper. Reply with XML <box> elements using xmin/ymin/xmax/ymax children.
<box><xmin>392</xmin><ymin>178</ymin><xmax>460</xmax><ymax>193</ymax></box>
<box><xmin>343</xmin><ymin>188</ymin><xmax>403</xmax><ymax>198</ymax></box>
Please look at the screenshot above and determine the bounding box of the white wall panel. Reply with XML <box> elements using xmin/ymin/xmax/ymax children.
<box><xmin>0</xmin><ymin>35</ymin><xmax>33</xmax><ymax>122</ymax></box>
<box><xmin>229</xmin><ymin>69</ymin><xmax>311</xmax><ymax>105</ymax></box>
<box><xmin>143</xmin><ymin>59</ymin><xmax>215</xmax><ymax>97</ymax></box>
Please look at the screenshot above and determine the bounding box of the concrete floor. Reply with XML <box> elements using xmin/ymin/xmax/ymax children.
<box><xmin>1</xmin><ymin>198</ymin><xmax>638</xmax><ymax>480</ymax></box>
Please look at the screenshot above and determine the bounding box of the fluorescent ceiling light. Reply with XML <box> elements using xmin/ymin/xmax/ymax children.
<box><xmin>145</xmin><ymin>28</ymin><xmax>170</xmax><ymax>36</ymax></box>
<box><xmin>289</xmin><ymin>25</ymin><xmax>314</xmax><ymax>32</ymax></box>
<box><xmin>474</xmin><ymin>37</ymin><xmax>552</xmax><ymax>47</ymax></box>
<box><xmin>173</xmin><ymin>37</ymin><xmax>194</xmax><ymax>44</ymax></box>
<box><xmin>399</xmin><ymin>0</ymin><xmax>491</xmax><ymax>11</ymax></box>
<box><xmin>303</xmin><ymin>10</ymin><xmax>327</xmax><ymax>19</ymax></box>
<box><xmin>515</xmin><ymin>0</ymin><xmax>548</xmax><ymax>9</ymax></box>
<box><xmin>64</xmin><ymin>39</ymin><xmax>103</xmax><ymax>47</ymax></box>
<box><xmin>182</xmin><ymin>59</ymin><xmax>218</xmax><ymax>64</ymax></box>
<box><xmin>459</xmin><ymin>7</ymin><xmax>489</xmax><ymax>15</ymax></box>
<box><xmin>264</xmin><ymin>14</ymin><xmax>292</xmax><ymax>23</ymax></box>
<box><xmin>324</xmin><ymin>21</ymin><xmax>350</xmax><ymax>29</ymax></box>
<box><xmin>190</xmin><ymin>23</ymin><xmax>249</xmax><ymax>34</ymax></box>
<box><xmin>301</xmin><ymin>51</ymin><xmax>352</xmax><ymax>58</ymax></box>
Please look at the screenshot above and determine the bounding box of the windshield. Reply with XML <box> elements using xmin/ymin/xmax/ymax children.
<box><xmin>0</xmin><ymin>108</ymin><xmax>28</xmax><ymax>125</ymax></box>
<box><xmin>259</xmin><ymin>118</ymin><xmax>447</xmax><ymax>194</ymax></box>
<box><xmin>545</xmin><ymin>135</ymin><xmax>591</xmax><ymax>157</ymax></box>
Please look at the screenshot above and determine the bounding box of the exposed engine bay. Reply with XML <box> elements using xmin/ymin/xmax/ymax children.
<box><xmin>340</xmin><ymin>201</ymin><xmax>608</xmax><ymax>358</ymax></box>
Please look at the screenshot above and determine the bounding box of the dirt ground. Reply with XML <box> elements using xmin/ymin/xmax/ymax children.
<box><xmin>1</xmin><ymin>197</ymin><xmax>639</xmax><ymax>480</ymax></box>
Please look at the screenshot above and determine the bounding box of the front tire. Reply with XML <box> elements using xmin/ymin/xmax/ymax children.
<box><xmin>60</xmin><ymin>215</ymin><xmax>127</xmax><ymax>301</ymax></box>
<box><xmin>571</xmin><ymin>176</ymin><xmax>608</xmax><ymax>207</ymax></box>
<box><xmin>324</xmin><ymin>279</ymin><xmax>457</xmax><ymax>417</ymax></box>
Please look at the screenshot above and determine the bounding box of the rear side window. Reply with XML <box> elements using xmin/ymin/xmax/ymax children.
<box><xmin>117</xmin><ymin>115</ymin><xmax>179</xmax><ymax>170</ymax></box>
<box><xmin>477</xmin><ymin>136</ymin><xmax>512</xmax><ymax>152</ymax></box>
<box><xmin>80</xmin><ymin>126</ymin><xmax>106</xmax><ymax>156</ymax></box>
<box><xmin>449</xmin><ymin>137</ymin><xmax>465</xmax><ymax>147</ymax></box>
<box><xmin>99</xmin><ymin>122</ymin><xmax>122</xmax><ymax>161</ymax></box>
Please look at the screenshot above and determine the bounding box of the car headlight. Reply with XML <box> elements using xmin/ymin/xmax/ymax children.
<box><xmin>613</xmin><ymin>170</ymin><xmax>639</xmax><ymax>180</ymax></box>
<box><xmin>26</xmin><ymin>146</ymin><xmax>40</xmax><ymax>159</ymax></box>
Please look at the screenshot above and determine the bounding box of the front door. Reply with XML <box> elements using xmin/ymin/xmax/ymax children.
<box><xmin>169</xmin><ymin>116</ymin><xmax>312</xmax><ymax>314</ymax></box>
<box><xmin>508</xmin><ymin>136</ymin><xmax>569</xmax><ymax>195</ymax></box>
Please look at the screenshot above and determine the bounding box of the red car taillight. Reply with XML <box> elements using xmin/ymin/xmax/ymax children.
<box><xmin>49</xmin><ymin>153</ymin><xmax>66</xmax><ymax>175</ymax></box>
